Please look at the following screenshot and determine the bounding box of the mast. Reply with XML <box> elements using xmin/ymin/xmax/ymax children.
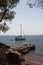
<box><xmin>20</xmin><ymin>24</ymin><xmax>22</xmax><ymax>36</ymax></box>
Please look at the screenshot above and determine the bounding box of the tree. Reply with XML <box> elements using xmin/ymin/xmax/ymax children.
<box><xmin>0</xmin><ymin>0</ymin><xmax>19</xmax><ymax>32</ymax></box>
<box><xmin>28</xmin><ymin>0</ymin><xmax>43</xmax><ymax>8</ymax></box>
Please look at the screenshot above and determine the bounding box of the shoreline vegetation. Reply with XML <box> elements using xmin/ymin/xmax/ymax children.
<box><xmin>0</xmin><ymin>42</ymin><xmax>39</xmax><ymax>65</ymax></box>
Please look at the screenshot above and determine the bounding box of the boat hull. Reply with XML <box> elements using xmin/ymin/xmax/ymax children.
<box><xmin>15</xmin><ymin>36</ymin><xmax>25</xmax><ymax>41</ymax></box>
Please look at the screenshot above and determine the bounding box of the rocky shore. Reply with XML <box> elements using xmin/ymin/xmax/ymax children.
<box><xmin>0</xmin><ymin>42</ymin><xmax>39</xmax><ymax>65</ymax></box>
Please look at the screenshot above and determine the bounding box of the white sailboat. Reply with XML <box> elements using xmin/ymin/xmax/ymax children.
<box><xmin>15</xmin><ymin>24</ymin><xmax>25</xmax><ymax>41</ymax></box>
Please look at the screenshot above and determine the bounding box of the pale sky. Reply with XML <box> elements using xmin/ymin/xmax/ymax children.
<box><xmin>0</xmin><ymin>0</ymin><xmax>43</xmax><ymax>35</ymax></box>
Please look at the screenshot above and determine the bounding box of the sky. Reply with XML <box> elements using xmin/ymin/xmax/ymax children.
<box><xmin>0</xmin><ymin>0</ymin><xmax>43</xmax><ymax>35</ymax></box>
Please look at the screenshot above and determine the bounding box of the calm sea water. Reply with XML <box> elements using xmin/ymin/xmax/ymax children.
<box><xmin>0</xmin><ymin>35</ymin><xmax>43</xmax><ymax>65</ymax></box>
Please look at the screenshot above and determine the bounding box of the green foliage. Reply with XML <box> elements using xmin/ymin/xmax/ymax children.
<box><xmin>0</xmin><ymin>0</ymin><xmax>19</xmax><ymax>32</ymax></box>
<box><xmin>0</xmin><ymin>0</ymin><xmax>19</xmax><ymax>22</ymax></box>
<box><xmin>0</xmin><ymin>22</ymin><xmax>9</xmax><ymax>32</ymax></box>
<box><xmin>0</xmin><ymin>0</ymin><xmax>19</xmax><ymax>9</ymax></box>
<box><xmin>28</xmin><ymin>0</ymin><xmax>43</xmax><ymax>8</ymax></box>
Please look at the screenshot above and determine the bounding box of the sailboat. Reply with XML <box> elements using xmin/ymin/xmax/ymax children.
<box><xmin>15</xmin><ymin>24</ymin><xmax>25</xmax><ymax>41</ymax></box>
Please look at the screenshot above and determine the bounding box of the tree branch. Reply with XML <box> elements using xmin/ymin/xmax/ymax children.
<box><xmin>0</xmin><ymin>9</ymin><xmax>7</xmax><ymax>22</ymax></box>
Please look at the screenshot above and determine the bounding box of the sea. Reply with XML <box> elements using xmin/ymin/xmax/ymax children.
<box><xmin>0</xmin><ymin>35</ymin><xmax>43</xmax><ymax>65</ymax></box>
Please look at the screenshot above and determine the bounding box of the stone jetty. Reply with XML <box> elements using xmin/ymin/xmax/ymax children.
<box><xmin>0</xmin><ymin>42</ymin><xmax>38</xmax><ymax>65</ymax></box>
